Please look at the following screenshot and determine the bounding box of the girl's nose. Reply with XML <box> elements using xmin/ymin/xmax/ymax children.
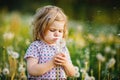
<box><xmin>54</xmin><ymin>31</ymin><xmax>59</xmax><ymax>37</ymax></box>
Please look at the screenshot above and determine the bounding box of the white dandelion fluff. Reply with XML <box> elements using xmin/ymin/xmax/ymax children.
<box><xmin>106</xmin><ymin>58</ymin><xmax>116</xmax><ymax>69</ymax></box>
<box><xmin>96</xmin><ymin>53</ymin><xmax>105</xmax><ymax>62</ymax></box>
<box><xmin>2</xmin><ymin>68</ymin><xmax>9</xmax><ymax>75</ymax></box>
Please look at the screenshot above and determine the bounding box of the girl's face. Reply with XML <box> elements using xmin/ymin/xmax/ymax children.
<box><xmin>44</xmin><ymin>21</ymin><xmax>65</xmax><ymax>45</ymax></box>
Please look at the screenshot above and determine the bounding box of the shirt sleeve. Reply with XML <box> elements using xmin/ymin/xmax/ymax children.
<box><xmin>24</xmin><ymin>42</ymin><xmax>40</xmax><ymax>60</ymax></box>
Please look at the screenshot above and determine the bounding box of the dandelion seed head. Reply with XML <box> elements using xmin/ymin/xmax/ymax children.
<box><xmin>104</xmin><ymin>46</ymin><xmax>111</xmax><ymax>53</ymax></box>
<box><xmin>74</xmin><ymin>66</ymin><xmax>79</xmax><ymax>72</ymax></box>
<box><xmin>11</xmin><ymin>51</ymin><xmax>19</xmax><ymax>59</ymax></box>
<box><xmin>90</xmin><ymin>76</ymin><xmax>95</xmax><ymax>80</ymax></box>
<box><xmin>85</xmin><ymin>73</ymin><xmax>91</xmax><ymax>80</ymax></box>
<box><xmin>6</xmin><ymin>46</ymin><xmax>14</xmax><ymax>55</ymax></box>
<box><xmin>74</xmin><ymin>71</ymin><xmax>80</xmax><ymax>78</ymax></box>
<box><xmin>80</xmin><ymin>68</ymin><xmax>86</xmax><ymax>73</ymax></box>
<box><xmin>2</xmin><ymin>68</ymin><xmax>9</xmax><ymax>75</ymax></box>
<box><xmin>96</xmin><ymin>53</ymin><xmax>105</xmax><ymax>62</ymax></box>
<box><xmin>56</xmin><ymin>38</ymin><xmax>66</xmax><ymax>53</ymax></box>
<box><xmin>3</xmin><ymin>32</ymin><xmax>14</xmax><ymax>40</ymax></box>
<box><xmin>106</xmin><ymin>58</ymin><xmax>116</xmax><ymax>69</ymax></box>
<box><xmin>118</xmin><ymin>33</ymin><xmax>120</xmax><ymax>36</ymax></box>
<box><xmin>18</xmin><ymin>66</ymin><xmax>25</xmax><ymax>72</ymax></box>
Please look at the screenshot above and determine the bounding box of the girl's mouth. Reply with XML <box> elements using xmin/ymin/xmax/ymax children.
<box><xmin>53</xmin><ymin>38</ymin><xmax>59</xmax><ymax>41</ymax></box>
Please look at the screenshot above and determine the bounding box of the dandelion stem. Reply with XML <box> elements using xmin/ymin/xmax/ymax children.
<box><xmin>11</xmin><ymin>72</ymin><xmax>15</xmax><ymax>80</ymax></box>
<box><xmin>98</xmin><ymin>61</ymin><xmax>101</xmax><ymax>80</ymax></box>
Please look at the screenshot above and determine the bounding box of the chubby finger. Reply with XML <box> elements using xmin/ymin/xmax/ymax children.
<box><xmin>54</xmin><ymin>61</ymin><xmax>62</xmax><ymax>66</ymax></box>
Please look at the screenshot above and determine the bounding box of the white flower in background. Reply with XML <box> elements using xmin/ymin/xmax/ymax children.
<box><xmin>11</xmin><ymin>51</ymin><xmax>19</xmax><ymax>59</ymax></box>
<box><xmin>74</xmin><ymin>66</ymin><xmax>80</xmax><ymax>77</ymax></box>
<box><xmin>117</xmin><ymin>33</ymin><xmax>120</xmax><ymax>36</ymax></box>
<box><xmin>106</xmin><ymin>58</ymin><xmax>116</xmax><ymax>69</ymax></box>
<box><xmin>6</xmin><ymin>46</ymin><xmax>14</xmax><ymax>55</ymax></box>
<box><xmin>3</xmin><ymin>32</ymin><xmax>14</xmax><ymax>40</ymax></box>
<box><xmin>85</xmin><ymin>73</ymin><xmax>91</xmax><ymax>80</ymax></box>
<box><xmin>96</xmin><ymin>53</ymin><xmax>105</xmax><ymax>62</ymax></box>
<box><xmin>2</xmin><ymin>68</ymin><xmax>9</xmax><ymax>75</ymax></box>
<box><xmin>74</xmin><ymin>66</ymin><xmax>79</xmax><ymax>72</ymax></box>
<box><xmin>84</xmin><ymin>73</ymin><xmax>95</xmax><ymax>80</ymax></box>
<box><xmin>80</xmin><ymin>68</ymin><xmax>86</xmax><ymax>73</ymax></box>
<box><xmin>90</xmin><ymin>76</ymin><xmax>95</xmax><ymax>80</ymax></box>
<box><xmin>74</xmin><ymin>71</ymin><xmax>80</xmax><ymax>78</ymax></box>
<box><xmin>18</xmin><ymin>64</ymin><xmax>25</xmax><ymax>72</ymax></box>
<box><xmin>104</xmin><ymin>46</ymin><xmax>111</xmax><ymax>53</ymax></box>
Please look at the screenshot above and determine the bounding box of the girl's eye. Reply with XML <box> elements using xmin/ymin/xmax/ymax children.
<box><xmin>50</xmin><ymin>29</ymin><xmax>56</xmax><ymax>32</ymax></box>
<box><xmin>59</xmin><ymin>30</ymin><xmax>63</xmax><ymax>33</ymax></box>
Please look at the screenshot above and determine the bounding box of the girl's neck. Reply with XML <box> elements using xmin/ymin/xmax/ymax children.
<box><xmin>41</xmin><ymin>39</ymin><xmax>56</xmax><ymax>46</ymax></box>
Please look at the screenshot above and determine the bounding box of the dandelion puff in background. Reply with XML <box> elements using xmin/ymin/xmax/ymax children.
<box><xmin>18</xmin><ymin>64</ymin><xmax>25</xmax><ymax>73</ymax></box>
<box><xmin>118</xmin><ymin>33</ymin><xmax>120</xmax><ymax>36</ymax></box>
<box><xmin>6</xmin><ymin>46</ymin><xmax>14</xmax><ymax>55</ymax></box>
<box><xmin>96</xmin><ymin>53</ymin><xmax>105</xmax><ymax>62</ymax></box>
<box><xmin>74</xmin><ymin>66</ymin><xmax>80</xmax><ymax>78</ymax></box>
<box><xmin>11</xmin><ymin>51</ymin><xmax>19</xmax><ymax>59</ymax></box>
<box><xmin>74</xmin><ymin>71</ymin><xmax>80</xmax><ymax>78</ymax></box>
<box><xmin>106</xmin><ymin>58</ymin><xmax>116</xmax><ymax>69</ymax></box>
<box><xmin>3</xmin><ymin>32</ymin><xmax>14</xmax><ymax>40</ymax></box>
<box><xmin>96</xmin><ymin>53</ymin><xmax>105</xmax><ymax>80</ymax></box>
<box><xmin>2</xmin><ymin>68</ymin><xmax>10</xmax><ymax>75</ymax></box>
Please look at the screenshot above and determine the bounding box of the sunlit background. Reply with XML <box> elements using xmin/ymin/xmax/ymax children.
<box><xmin>0</xmin><ymin>0</ymin><xmax>120</xmax><ymax>80</ymax></box>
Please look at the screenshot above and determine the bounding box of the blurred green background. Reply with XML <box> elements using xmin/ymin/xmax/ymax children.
<box><xmin>0</xmin><ymin>0</ymin><xmax>120</xmax><ymax>80</ymax></box>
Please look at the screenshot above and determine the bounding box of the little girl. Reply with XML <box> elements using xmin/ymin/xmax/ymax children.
<box><xmin>24</xmin><ymin>5</ymin><xmax>76</xmax><ymax>80</ymax></box>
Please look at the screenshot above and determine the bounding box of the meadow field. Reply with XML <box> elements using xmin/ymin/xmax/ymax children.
<box><xmin>0</xmin><ymin>12</ymin><xmax>120</xmax><ymax>80</ymax></box>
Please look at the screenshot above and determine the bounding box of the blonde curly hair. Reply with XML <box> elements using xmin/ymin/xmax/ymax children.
<box><xmin>32</xmin><ymin>5</ymin><xmax>68</xmax><ymax>41</ymax></box>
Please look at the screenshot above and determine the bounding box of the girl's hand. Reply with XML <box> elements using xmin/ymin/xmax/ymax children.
<box><xmin>54</xmin><ymin>53</ymin><xmax>68</xmax><ymax>67</ymax></box>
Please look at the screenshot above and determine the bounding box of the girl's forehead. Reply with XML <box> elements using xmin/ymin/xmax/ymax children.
<box><xmin>49</xmin><ymin>21</ymin><xmax>65</xmax><ymax>29</ymax></box>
